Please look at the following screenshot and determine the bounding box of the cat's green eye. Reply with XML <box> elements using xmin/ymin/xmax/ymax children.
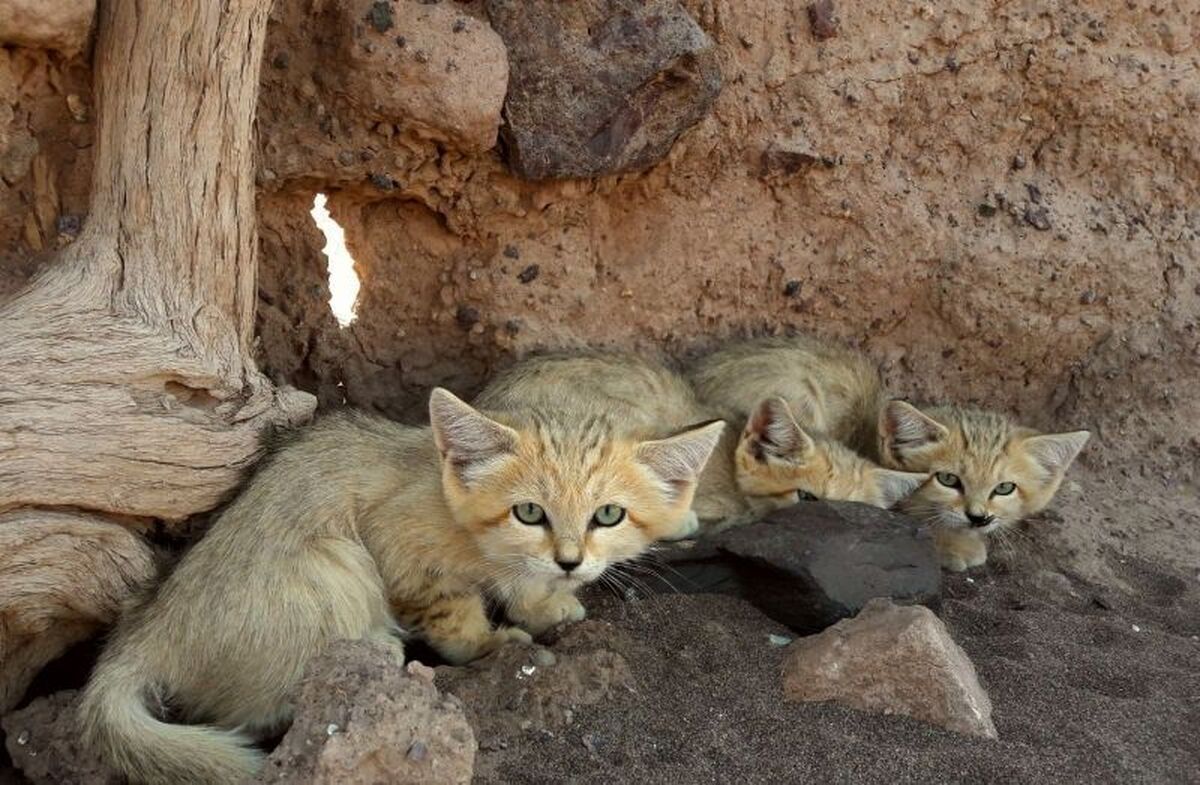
<box><xmin>992</xmin><ymin>482</ymin><xmax>1017</xmax><ymax>496</ymax></box>
<box><xmin>797</xmin><ymin>490</ymin><xmax>819</xmax><ymax>501</ymax></box>
<box><xmin>935</xmin><ymin>472</ymin><xmax>962</xmax><ymax>489</ymax></box>
<box><xmin>513</xmin><ymin>502</ymin><xmax>547</xmax><ymax>525</ymax></box>
<box><xmin>591</xmin><ymin>504</ymin><xmax>626</xmax><ymax>527</ymax></box>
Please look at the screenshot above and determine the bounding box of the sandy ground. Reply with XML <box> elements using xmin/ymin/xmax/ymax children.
<box><xmin>463</xmin><ymin>556</ymin><xmax>1200</xmax><ymax>784</ymax></box>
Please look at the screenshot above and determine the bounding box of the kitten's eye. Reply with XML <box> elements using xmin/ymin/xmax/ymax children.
<box><xmin>797</xmin><ymin>490</ymin><xmax>819</xmax><ymax>501</ymax></box>
<box><xmin>935</xmin><ymin>472</ymin><xmax>962</xmax><ymax>489</ymax></box>
<box><xmin>591</xmin><ymin>504</ymin><xmax>626</xmax><ymax>527</ymax></box>
<box><xmin>992</xmin><ymin>481</ymin><xmax>1017</xmax><ymax>496</ymax></box>
<box><xmin>512</xmin><ymin>502</ymin><xmax>547</xmax><ymax>526</ymax></box>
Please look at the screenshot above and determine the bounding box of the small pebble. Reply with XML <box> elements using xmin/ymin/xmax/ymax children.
<box><xmin>407</xmin><ymin>740</ymin><xmax>428</xmax><ymax>761</ymax></box>
<box><xmin>965</xmin><ymin>576</ymin><xmax>975</xmax><ymax>584</ymax></box>
<box><xmin>533</xmin><ymin>648</ymin><xmax>557</xmax><ymax>667</ymax></box>
<box><xmin>768</xmin><ymin>633</ymin><xmax>793</xmax><ymax>647</ymax></box>
<box><xmin>517</xmin><ymin>264</ymin><xmax>540</xmax><ymax>284</ymax></box>
<box><xmin>16</xmin><ymin>731</ymin><xmax>29</xmax><ymax>746</ymax></box>
<box><xmin>503</xmin><ymin>244</ymin><xmax>521</xmax><ymax>259</ymax></box>
<box><xmin>783</xmin><ymin>280</ymin><xmax>802</xmax><ymax>297</ymax></box>
<box><xmin>520</xmin><ymin>664</ymin><xmax>537</xmax><ymax>677</ymax></box>
<box><xmin>1131</xmin><ymin>624</ymin><xmax>1141</xmax><ymax>633</ymax></box>
<box><xmin>325</xmin><ymin>723</ymin><xmax>339</xmax><ymax>736</ymax></box>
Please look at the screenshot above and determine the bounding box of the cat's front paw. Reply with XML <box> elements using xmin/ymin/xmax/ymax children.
<box><xmin>511</xmin><ymin>592</ymin><xmax>586</xmax><ymax>636</ymax></box>
<box><xmin>936</xmin><ymin>529</ymin><xmax>988</xmax><ymax>572</ymax></box>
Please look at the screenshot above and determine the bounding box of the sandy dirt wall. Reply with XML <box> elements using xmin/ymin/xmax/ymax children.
<box><xmin>2</xmin><ymin>0</ymin><xmax>1197</xmax><ymax>579</ymax></box>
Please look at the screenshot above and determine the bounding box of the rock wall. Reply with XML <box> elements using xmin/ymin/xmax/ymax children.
<box><xmin>2</xmin><ymin>0</ymin><xmax>1197</xmax><ymax>576</ymax></box>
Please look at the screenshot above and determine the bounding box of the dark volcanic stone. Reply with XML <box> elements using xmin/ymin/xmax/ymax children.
<box><xmin>647</xmin><ymin>502</ymin><xmax>940</xmax><ymax>633</ymax></box>
<box><xmin>486</xmin><ymin>0</ymin><xmax>722</xmax><ymax>180</ymax></box>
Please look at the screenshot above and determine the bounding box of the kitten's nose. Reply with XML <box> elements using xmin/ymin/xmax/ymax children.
<box><xmin>966</xmin><ymin>512</ymin><xmax>993</xmax><ymax>528</ymax></box>
<box><xmin>555</xmin><ymin>558</ymin><xmax>582</xmax><ymax>573</ymax></box>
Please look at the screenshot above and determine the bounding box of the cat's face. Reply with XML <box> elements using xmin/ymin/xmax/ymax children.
<box><xmin>733</xmin><ymin>397</ymin><xmax>926</xmax><ymax>510</ymax></box>
<box><xmin>430</xmin><ymin>389</ymin><xmax>723</xmax><ymax>589</ymax></box>
<box><xmin>880</xmin><ymin>401</ymin><xmax>1090</xmax><ymax>534</ymax></box>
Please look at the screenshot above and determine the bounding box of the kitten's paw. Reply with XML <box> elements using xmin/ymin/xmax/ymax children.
<box><xmin>511</xmin><ymin>592</ymin><xmax>586</xmax><ymax>635</ymax></box>
<box><xmin>940</xmin><ymin>553</ymin><xmax>969</xmax><ymax>572</ymax></box>
<box><xmin>661</xmin><ymin>510</ymin><xmax>701</xmax><ymax>541</ymax></box>
<box><xmin>935</xmin><ymin>529</ymin><xmax>988</xmax><ymax>572</ymax></box>
<box><xmin>484</xmin><ymin>626</ymin><xmax>533</xmax><ymax>653</ymax></box>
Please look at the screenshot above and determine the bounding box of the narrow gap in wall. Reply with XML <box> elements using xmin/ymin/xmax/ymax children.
<box><xmin>310</xmin><ymin>192</ymin><xmax>361</xmax><ymax>327</ymax></box>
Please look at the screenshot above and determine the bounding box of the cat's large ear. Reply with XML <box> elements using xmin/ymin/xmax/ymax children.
<box><xmin>873</xmin><ymin>468</ymin><xmax>929</xmax><ymax>508</ymax></box>
<box><xmin>880</xmin><ymin>400</ymin><xmax>948</xmax><ymax>468</ymax></box>
<box><xmin>743</xmin><ymin>397</ymin><xmax>815</xmax><ymax>462</ymax></box>
<box><xmin>1021</xmin><ymin>430</ymin><xmax>1090</xmax><ymax>479</ymax></box>
<box><xmin>636</xmin><ymin>420</ymin><xmax>725</xmax><ymax>498</ymax></box>
<box><xmin>429</xmin><ymin>388</ymin><xmax>519</xmax><ymax>486</ymax></box>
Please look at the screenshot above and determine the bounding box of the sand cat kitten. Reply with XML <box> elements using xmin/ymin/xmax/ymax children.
<box><xmin>80</xmin><ymin>389</ymin><xmax>720</xmax><ymax>785</ymax></box>
<box><xmin>688</xmin><ymin>334</ymin><xmax>889</xmax><ymax>459</ymax></box>
<box><xmin>881</xmin><ymin>401</ymin><xmax>1090</xmax><ymax>571</ymax></box>
<box><xmin>475</xmin><ymin>352</ymin><xmax>922</xmax><ymax>534</ymax></box>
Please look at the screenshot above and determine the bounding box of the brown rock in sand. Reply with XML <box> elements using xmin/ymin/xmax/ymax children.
<box><xmin>259</xmin><ymin>639</ymin><xmax>475</xmax><ymax>784</ymax></box>
<box><xmin>782</xmin><ymin>598</ymin><xmax>997</xmax><ymax>738</ymax></box>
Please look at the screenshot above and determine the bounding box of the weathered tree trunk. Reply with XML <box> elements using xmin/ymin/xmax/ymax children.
<box><xmin>0</xmin><ymin>0</ymin><xmax>313</xmax><ymax>710</ymax></box>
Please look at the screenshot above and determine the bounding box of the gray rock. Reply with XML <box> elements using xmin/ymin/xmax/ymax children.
<box><xmin>2</xmin><ymin>690</ymin><xmax>117</xmax><ymax>784</ymax></box>
<box><xmin>645</xmin><ymin>501</ymin><xmax>940</xmax><ymax>633</ymax></box>
<box><xmin>782</xmin><ymin>598</ymin><xmax>997</xmax><ymax>738</ymax></box>
<box><xmin>486</xmin><ymin>0</ymin><xmax>721</xmax><ymax>180</ymax></box>
<box><xmin>259</xmin><ymin>640</ymin><xmax>475</xmax><ymax>784</ymax></box>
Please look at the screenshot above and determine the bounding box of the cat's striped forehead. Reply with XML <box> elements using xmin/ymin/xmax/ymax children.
<box><xmin>931</xmin><ymin>405</ymin><xmax>1023</xmax><ymax>476</ymax></box>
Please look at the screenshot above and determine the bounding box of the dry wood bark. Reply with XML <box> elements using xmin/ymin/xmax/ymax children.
<box><xmin>0</xmin><ymin>0</ymin><xmax>314</xmax><ymax>710</ymax></box>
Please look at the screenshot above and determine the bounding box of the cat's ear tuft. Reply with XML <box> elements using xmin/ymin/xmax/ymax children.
<box><xmin>744</xmin><ymin>397</ymin><xmax>815</xmax><ymax>461</ymax></box>
<box><xmin>636</xmin><ymin>420</ymin><xmax>725</xmax><ymax>496</ymax></box>
<box><xmin>428</xmin><ymin>388</ymin><xmax>519</xmax><ymax>486</ymax></box>
<box><xmin>1022</xmin><ymin>430</ymin><xmax>1090</xmax><ymax>478</ymax></box>
<box><xmin>874</xmin><ymin>469</ymin><xmax>928</xmax><ymax>508</ymax></box>
<box><xmin>880</xmin><ymin>400</ymin><xmax>948</xmax><ymax>467</ymax></box>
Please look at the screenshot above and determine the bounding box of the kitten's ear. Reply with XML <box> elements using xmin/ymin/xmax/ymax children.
<box><xmin>880</xmin><ymin>400</ymin><xmax>948</xmax><ymax>467</ymax></box>
<box><xmin>744</xmin><ymin>397</ymin><xmax>815</xmax><ymax>461</ymax></box>
<box><xmin>636</xmin><ymin>420</ymin><xmax>725</xmax><ymax>496</ymax></box>
<box><xmin>428</xmin><ymin>388</ymin><xmax>519</xmax><ymax>486</ymax></box>
<box><xmin>1022</xmin><ymin>430</ymin><xmax>1090</xmax><ymax>479</ymax></box>
<box><xmin>873</xmin><ymin>469</ymin><xmax>929</xmax><ymax>508</ymax></box>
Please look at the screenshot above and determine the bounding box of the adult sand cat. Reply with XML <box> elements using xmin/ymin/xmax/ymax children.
<box><xmin>79</xmin><ymin>389</ymin><xmax>721</xmax><ymax>785</ymax></box>
<box><xmin>880</xmin><ymin>401</ymin><xmax>1090</xmax><ymax>571</ymax></box>
<box><xmin>475</xmin><ymin>352</ymin><xmax>923</xmax><ymax>533</ymax></box>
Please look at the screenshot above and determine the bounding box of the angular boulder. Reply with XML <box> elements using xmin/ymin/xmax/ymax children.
<box><xmin>258</xmin><ymin>640</ymin><xmax>475</xmax><ymax>784</ymax></box>
<box><xmin>647</xmin><ymin>502</ymin><xmax>940</xmax><ymax>633</ymax></box>
<box><xmin>782</xmin><ymin>598</ymin><xmax>997</xmax><ymax>738</ymax></box>
<box><xmin>486</xmin><ymin>0</ymin><xmax>721</xmax><ymax>179</ymax></box>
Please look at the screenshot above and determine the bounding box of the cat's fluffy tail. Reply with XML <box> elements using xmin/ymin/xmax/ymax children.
<box><xmin>79</xmin><ymin>658</ymin><xmax>262</xmax><ymax>785</ymax></box>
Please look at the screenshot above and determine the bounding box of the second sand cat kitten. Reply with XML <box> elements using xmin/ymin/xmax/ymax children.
<box><xmin>881</xmin><ymin>401</ymin><xmax>1090</xmax><ymax>571</ymax></box>
<box><xmin>475</xmin><ymin>352</ymin><xmax>924</xmax><ymax>532</ymax></box>
<box><xmin>80</xmin><ymin>389</ymin><xmax>721</xmax><ymax>785</ymax></box>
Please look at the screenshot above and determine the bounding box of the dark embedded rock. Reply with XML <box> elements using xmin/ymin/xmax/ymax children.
<box><xmin>646</xmin><ymin>502</ymin><xmax>940</xmax><ymax>633</ymax></box>
<box><xmin>783</xmin><ymin>279</ymin><xmax>802</xmax><ymax>297</ymax></box>
<box><xmin>517</xmin><ymin>264</ymin><xmax>539</xmax><ymax>284</ymax></box>
<box><xmin>486</xmin><ymin>0</ymin><xmax>721</xmax><ymax>180</ymax></box>
<box><xmin>807</xmin><ymin>0</ymin><xmax>839</xmax><ymax>40</ymax></box>
<box><xmin>762</xmin><ymin>136</ymin><xmax>821</xmax><ymax>176</ymax></box>
<box><xmin>1024</xmin><ymin>205</ymin><xmax>1051</xmax><ymax>231</ymax></box>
